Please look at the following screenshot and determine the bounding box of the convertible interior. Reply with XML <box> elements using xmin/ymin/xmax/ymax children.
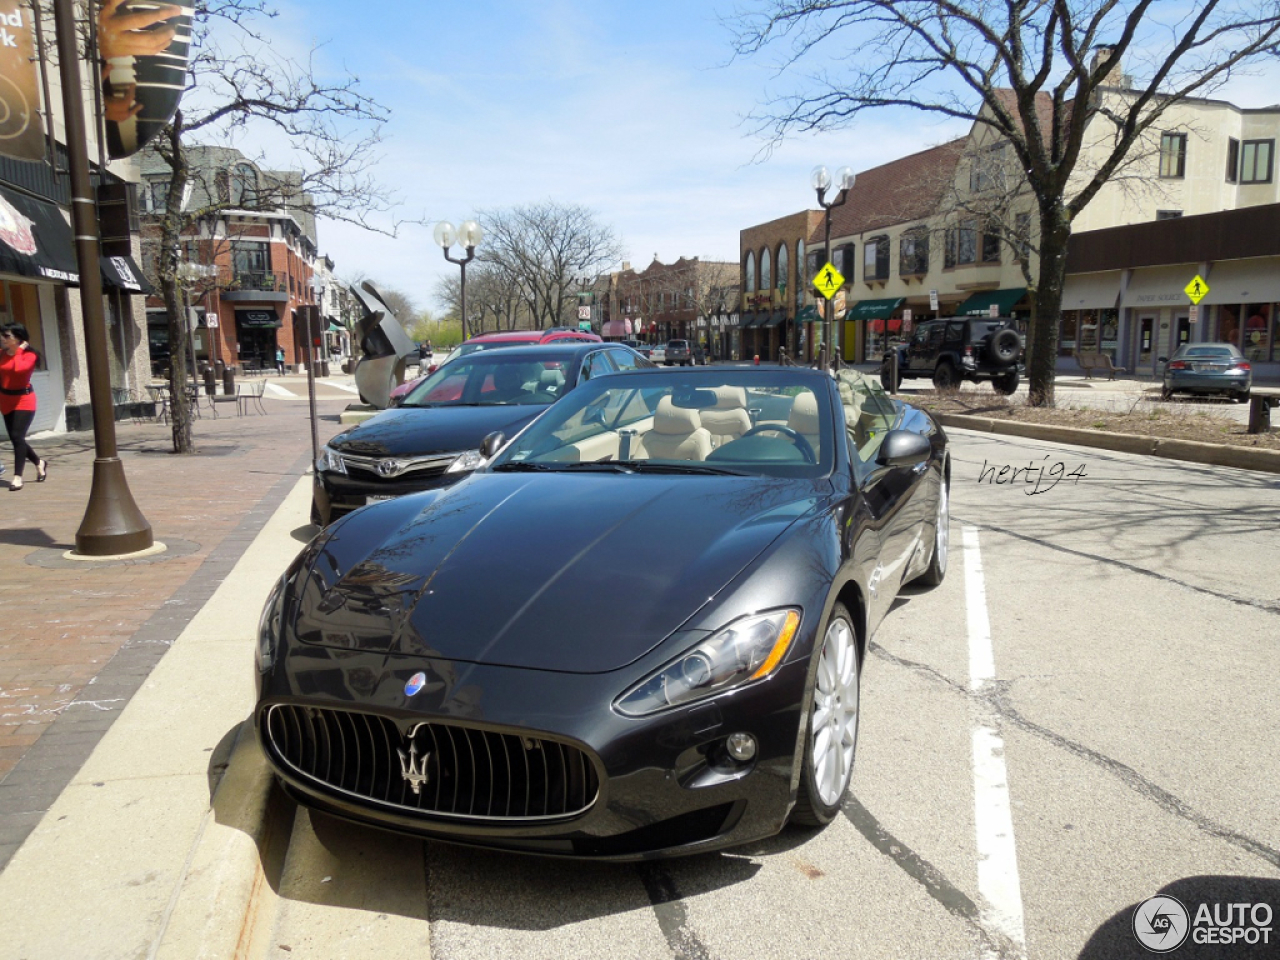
<box><xmin>514</xmin><ymin>372</ymin><xmax>899</xmax><ymax>471</ymax></box>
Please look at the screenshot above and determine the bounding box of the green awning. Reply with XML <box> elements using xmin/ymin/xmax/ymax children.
<box><xmin>955</xmin><ymin>287</ymin><xmax>1027</xmax><ymax>317</ymax></box>
<box><xmin>327</xmin><ymin>321</ymin><xmax>345</xmax><ymax>332</ymax></box>
<box><xmin>740</xmin><ymin>312</ymin><xmax>764</xmax><ymax>328</ymax></box>
<box><xmin>847</xmin><ymin>297</ymin><xmax>905</xmax><ymax>322</ymax></box>
<box><xmin>758</xmin><ymin>311</ymin><xmax>786</xmax><ymax>328</ymax></box>
<box><xmin>795</xmin><ymin>305</ymin><xmax>821</xmax><ymax>323</ymax></box>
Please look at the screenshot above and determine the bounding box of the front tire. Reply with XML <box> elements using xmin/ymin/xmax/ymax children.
<box><xmin>1232</xmin><ymin>389</ymin><xmax>1250</xmax><ymax>404</ymax></box>
<box><xmin>792</xmin><ymin>603</ymin><xmax>860</xmax><ymax>827</ymax></box>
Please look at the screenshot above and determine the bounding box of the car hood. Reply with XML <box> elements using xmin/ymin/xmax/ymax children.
<box><xmin>328</xmin><ymin>406</ymin><xmax>543</xmax><ymax>458</ymax></box>
<box><xmin>292</xmin><ymin>473</ymin><xmax>826</xmax><ymax>673</ymax></box>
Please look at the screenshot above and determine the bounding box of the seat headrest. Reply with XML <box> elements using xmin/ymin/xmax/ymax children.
<box><xmin>654</xmin><ymin>396</ymin><xmax>702</xmax><ymax>435</ymax></box>
<box><xmin>787</xmin><ymin>391</ymin><xmax>820</xmax><ymax>434</ymax></box>
<box><xmin>711</xmin><ymin>386</ymin><xmax>747</xmax><ymax>410</ymax></box>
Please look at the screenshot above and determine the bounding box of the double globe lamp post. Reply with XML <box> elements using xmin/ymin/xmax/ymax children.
<box><xmin>434</xmin><ymin>220</ymin><xmax>483</xmax><ymax>336</ymax></box>
<box><xmin>811</xmin><ymin>165</ymin><xmax>856</xmax><ymax>371</ymax></box>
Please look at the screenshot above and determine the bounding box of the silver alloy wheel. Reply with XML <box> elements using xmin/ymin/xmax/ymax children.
<box><xmin>934</xmin><ymin>476</ymin><xmax>949</xmax><ymax>575</ymax></box>
<box><xmin>811</xmin><ymin>616</ymin><xmax>859</xmax><ymax>807</ymax></box>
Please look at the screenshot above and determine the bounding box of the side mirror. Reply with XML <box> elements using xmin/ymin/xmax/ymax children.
<box><xmin>480</xmin><ymin>431</ymin><xmax>506</xmax><ymax>459</ymax></box>
<box><xmin>388</xmin><ymin>393</ymin><xmax>403</xmax><ymax>407</ymax></box>
<box><xmin>875</xmin><ymin>429</ymin><xmax>931</xmax><ymax>468</ymax></box>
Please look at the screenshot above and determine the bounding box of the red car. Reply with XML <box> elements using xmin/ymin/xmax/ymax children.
<box><xmin>391</xmin><ymin>329</ymin><xmax>602</xmax><ymax>403</ymax></box>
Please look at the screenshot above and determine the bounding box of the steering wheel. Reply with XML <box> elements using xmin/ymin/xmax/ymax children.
<box><xmin>739</xmin><ymin>424</ymin><xmax>817</xmax><ymax>463</ymax></box>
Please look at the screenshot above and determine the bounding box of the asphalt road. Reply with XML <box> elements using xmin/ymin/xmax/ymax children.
<box><xmin>242</xmin><ymin>427</ymin><xmax>1280</xmax><ymax>960</ymax></box>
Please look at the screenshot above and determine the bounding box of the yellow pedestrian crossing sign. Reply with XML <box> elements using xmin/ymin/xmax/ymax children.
<box><xmin>1185</xmin><ymin>275</ymin><xmax>1209</xmax><ymax>304</ymax></box>
<box><xmin>814</xmin><ymin>262</ymin><xmax>844</xmax><ymax>300</ymax></box>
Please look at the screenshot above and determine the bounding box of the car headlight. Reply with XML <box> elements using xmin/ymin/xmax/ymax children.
<box><xmin>446</xmin><ymin>449</ymin><xmax>486</xmax><ymax>474</ymax></box>
<box><xmin>614</xmin><ymin>609</ymin><xmax>801</xmax><ymax>717</ymax></box>
<box><xmin>257</xmin><ymin>574</ymin><xmax>288</xmax><ymax>673</ymax></box>
<box><xmin>320</xmin><ymin>445</ymin><xmax>348</xmax><ymax>475</ymax></box>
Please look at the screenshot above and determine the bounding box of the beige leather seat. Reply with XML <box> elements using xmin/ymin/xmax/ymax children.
<box><xmin>636</xmin><ymin>397</ymin><xmax>713</xmax><ymax>461</ymax></box>
<box><xmin>700</xmin><ymin>386</ymin><xmax>752</xmax><ymax>447</ymax></box>
<box><xmin>786</xmin><ymin>391</ymin><xmax>822</xmax><ymax>458</ymax></box>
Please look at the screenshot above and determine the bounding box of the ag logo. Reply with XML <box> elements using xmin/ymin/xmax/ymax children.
<box><xmin>1133</xmin><ymin>895</ymin><xmax>1190</xmax><ymax>953</ymax></box>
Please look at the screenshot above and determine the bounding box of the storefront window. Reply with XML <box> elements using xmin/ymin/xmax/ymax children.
<box><xmin>1059</xmin><ymin>311</ymin><xmax>1078</xmax><ymax>357</ymax></box>
<box><xmin>1100</xmin><ymin>309</ymin><xmax>1119</xmax><ymax>354</ymax></box>
<box><xmin>1244</xmin><ymin>303</ymin><xmax>1270</xmax><ymax>362</ymax></box>
<box><xmin>0</xmin><ymin>279</ymin><xmax>46</xmax><ymax>369</ymax></box>
<box><xmin>1217</xmin><ymin>305</ymin><xmax>1240</xmax><ymax>347</ymax></box>
<box><xmin>1077</xmin><ymin>310</ymin><xmax>1100</xmax><ymax>351</ymax></box>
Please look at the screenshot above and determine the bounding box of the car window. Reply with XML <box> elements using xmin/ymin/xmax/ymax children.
<box><xmin>581</xmin><ymin>350</ymin><xmax>618</xmax><ymax>381</ymax></box>
<box><xmin>491</xmin><ymin>371</ymin><xmax>833</xmax><ymax>478</ymax></box>
<box><xmin>836</xmin><ymin>369</ymin><xmax>900</xmax><ymax>467</ymax></box>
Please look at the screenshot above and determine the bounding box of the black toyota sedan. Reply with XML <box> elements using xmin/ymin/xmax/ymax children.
<box><xmin>312</xmin><ymin>341</ymin><xmax>652</xmax><ymax>525</ymax></box>
<box><xmin>258</xmin><ymin>366</ymin><xmax>949</xmax><ymax>859</ymax></box>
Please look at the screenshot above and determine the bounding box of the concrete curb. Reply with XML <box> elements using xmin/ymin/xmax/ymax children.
<box><xmin>935</xmin><ymin>413</ymin><xmax>1280</xmax><ymax>473</ymax></box>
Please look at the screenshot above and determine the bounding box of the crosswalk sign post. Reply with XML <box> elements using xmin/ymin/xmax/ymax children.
<box><xmin>813</xmin><ymin>262</ymin><xmax>845</xmax><ymax>371</ymax></box>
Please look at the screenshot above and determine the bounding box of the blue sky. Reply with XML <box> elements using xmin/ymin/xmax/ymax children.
<box><xmin>245</xmin><ymin>1</ymin><xmax>1280</xmax><ymax>314</ymax></box>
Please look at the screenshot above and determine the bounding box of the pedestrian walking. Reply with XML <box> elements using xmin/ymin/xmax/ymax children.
<box><xmin>1</xmin><ymin>324</ymin><xmax>48</xmax><ymax>491</ymax></box>
<box><xmin>275</xmin><ymin>346</ymin><xmax>286</xmax><ymax>376</ymax></box>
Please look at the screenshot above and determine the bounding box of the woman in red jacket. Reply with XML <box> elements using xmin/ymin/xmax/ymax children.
<box><xmin>1</xmin><ymin>323</ymin><xmax>48</xmax><ymax>491</ymax></box>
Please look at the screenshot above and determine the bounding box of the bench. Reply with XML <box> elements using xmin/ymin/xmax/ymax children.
<box><xmin>1074</xmin><ymin>350</ymin><xmax>1126</xmax><ymax>379</ymax></box>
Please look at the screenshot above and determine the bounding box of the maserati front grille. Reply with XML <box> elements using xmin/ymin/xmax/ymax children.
<box><xmin>264</xmin><ymin>704</ymin><xmax>599</xmax><ymax>821</ymax></box>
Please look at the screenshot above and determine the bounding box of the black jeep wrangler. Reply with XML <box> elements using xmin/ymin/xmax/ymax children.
<box><xmin>882</xmin><ymin>316</ymin><xmax>1023</xmax><ymax>395</ymax></box>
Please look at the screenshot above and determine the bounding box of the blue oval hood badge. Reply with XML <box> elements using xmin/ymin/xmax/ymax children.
<box><xmin>404</xmin><ymin>671</ymin><xmax>427</xmax><ymax>696</ymax></box>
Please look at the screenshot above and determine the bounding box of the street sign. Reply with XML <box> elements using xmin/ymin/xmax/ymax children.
<box><xmin>1189</xmin><ymin>304</ymin><xmax>1199</xmax><ymax>322</ymax></box>
<box><xmin>929</xmin><ymin>289</ymin><xmax>939</xmax><ymax>311</ymax></box>
<box><xmin>814</xmin><ymin>262</ymin><xmax>844</xmax><ymax>300</ymax></box>
<box><xmin>206</xmin><ymin>316</ymin><xmax>218</xmax><ymax>329</ymax></box>
<box><xmin>1185</xmin><ymin>275</ymin><xmax>1209</xmax><ymax>304</ymax></box>
<box><xmin>577</xmin><ymin>306</ymin><xmax>591</xmax><ymax>320</ymax></box>
<box><xmin>989</xmin><ymin>304</ymin><xmax>1000</xmax><ymax>319</ymax></box>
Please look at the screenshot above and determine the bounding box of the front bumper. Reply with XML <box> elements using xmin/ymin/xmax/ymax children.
<box><xmin>255</xmin><ymin>646</ymin><xmax>810</xmax><ymax>860</ymax></box>
<box><xmin>313</xmin><ymin>468</ymin><xmax>467</xmax><ymax>524</ymax></box>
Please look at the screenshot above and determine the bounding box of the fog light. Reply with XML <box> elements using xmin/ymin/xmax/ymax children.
<box><xmin>726</xmin><ymin>732</ymin><xmax>757</xmax><ymax>762</ymax></box>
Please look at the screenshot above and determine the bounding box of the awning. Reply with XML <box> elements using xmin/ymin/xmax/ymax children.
<box><xmin>758</xmin><ymin>310</ymin><xmax>786</xmax><ymax>328</ymax></box>
<box><xmin>1199</xmin><ymin>259</ymin><xmax>1280</xmax><ymax>305</ymax></box>
<box><xmin>1120</xmin><ymin>265</ymin><xmax>1196</xmax><ymax>310</ymax></box>
<box><xmin>235</xmin><ymin>308</ymin><xmax>281</xmax><ymax>329</ymax></box>
<box><xmin>848</xmin><ymin>297</ymin><xmax>905</xmax><ymax>322</ymax></box>
<box><xmin>1061</xmin><ymin>272</ymin><xmax>1121</xmax><ymax>311</ymax></box>
<box><xmin>327</xmin><ymin>321</ymin><xmax>345</xmax><ymax>332</ymax></box>
<box><xmin>740</xmin><ymin>312</ymin><xmax>763</xmax><ymax>328</ymax></box>
<box><xmin>604</xmin><ymin>318</ymin><xmax>628</xmax><ymax>338</ymax></box>
<box><xmin>795</xmin><ymin>305</ymin><xmax>821</xmax><ymax>324</ymax></box>
<box><xmin>955</xmin><ymin>288</ymin><xmax>1026</xmax><ymax>317</ymax></box>
<box><xmin>100</xmin><ymin>255</ymin><xmax>153</xmax><ymax>294</ymax></box>
<box><xmin>0</xmin><ymin>186</ymin><xmax>80</xmax><ymax>285</ymax></box>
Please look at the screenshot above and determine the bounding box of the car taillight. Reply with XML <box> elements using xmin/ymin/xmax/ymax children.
<box><xmin>1233</xmin><ymin>360</ymin><xmax>1252</xmax><ymax>371</ymax></box>
<box><xmin>1168</xmin><ymin>360</ymin><xmax>1187</xmax><ymax>370</ymax></box>
<box><xmin>964</xmin><ymin>346</ymin><xmax>973</xmax><ymax>358</ymax></box>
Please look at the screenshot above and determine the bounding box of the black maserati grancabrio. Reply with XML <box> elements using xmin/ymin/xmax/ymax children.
<box><xmin>256</xmin><ymin>365</ymin><xmax>950</xmax><ymax>859</ymax></box>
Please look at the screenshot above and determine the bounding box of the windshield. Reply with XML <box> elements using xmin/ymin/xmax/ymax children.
<box><xmin>400</xmin><ymin>351</ymin><xmax>570</xmax><ymax>407</ymax></box>
<box><xmin>488</xmin><ymin>369</ymin><xmax>836</xmax><ymax>479</ymax></box>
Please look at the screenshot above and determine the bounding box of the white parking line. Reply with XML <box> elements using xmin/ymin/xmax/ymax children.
<box><xmin>964</xmin><ymin>525</ymin><xmax>1028</xmax><ymax>959</ymax></box>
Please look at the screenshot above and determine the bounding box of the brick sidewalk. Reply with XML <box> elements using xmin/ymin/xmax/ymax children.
<box><xmin>0</xmin><ymin>377</ymin><xmax>355</xmax><ymax>868</ymax></box>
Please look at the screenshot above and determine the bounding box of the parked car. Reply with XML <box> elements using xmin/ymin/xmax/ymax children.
<box><xmin>1159</xmin><ymin>343</ymin><xmax>1252</xmax><ymax>402</ymax></box>
<box><xmin>620</xmin><ymin>339</ymin><xmax>652</xmax><ymax>359</ymax></box>
<box><xmin>649</xmin><ymin>343</ymin><xmax>667</xmax><ymax>364</ymax></box>
<box><xmin>664</xmin><ymin>338</ymin><xmax>694</xmax><ymax>366</ymax></box>
<box><xmin>391</xmin><ymin>329</ymin><xmax>603</xmax><ymax>402</ymax></box>
<box><xmin>313</xmin><ymin>341</ymin><xmax>651</xmax><ymax>525</ymax></box>
<box><xmin>882</xmin><ymin>316</ymin><xmax>1023</xmax><ymax>394</ymax></box>
<box><xmin>257</xmin><ymin>365</ymin><xmax>950</xmax><ymax>859</ymax></box>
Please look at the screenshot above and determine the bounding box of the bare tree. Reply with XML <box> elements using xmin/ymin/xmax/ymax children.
<box><xmin>476</xmin><ymin>202</ymin><xmax>623</xmax><ymax>330</ymax></box>
<box><xmin>731</xmin><ymin>1</ymin><xmax>1280</xmax><ymax>405</ymax></box>
<box><xmin>146</xmin><ymin>0</ymin><xmax>394</xmax><ymax>451</ymax></box>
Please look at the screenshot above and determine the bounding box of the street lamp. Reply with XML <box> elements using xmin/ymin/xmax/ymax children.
<box><xmin>176</xmin><ymin>259</ymin><xmax>216</xmax><ymax>384</ymax></box>
<box><xmin>812</xmin><ymin>165</ymin><xmax>856</xmax><ymax>371</ymax></box>
<box><xmin>434</xmin><ymin>219</ymin><xmax>482</xmax><ymax>336</ymax></box>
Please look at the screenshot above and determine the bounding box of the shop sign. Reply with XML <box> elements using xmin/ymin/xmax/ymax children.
<box><xmin>0</xmin><ymin>1</ymin><xmax>44</xmax><ymax>161</ymax></box>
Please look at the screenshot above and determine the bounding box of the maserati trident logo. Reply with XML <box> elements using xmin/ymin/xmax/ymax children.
<box><xmin>397</xmin><ymin>738</ymin><xmax>431</xmax><ymax>795</ymax></box>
